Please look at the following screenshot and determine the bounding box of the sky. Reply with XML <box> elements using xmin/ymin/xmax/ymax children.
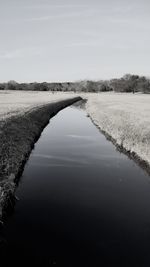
<box><xmin>0</xmin><ymin>0</ymin><xmax>150</xmax><ymax>82</ymax></box>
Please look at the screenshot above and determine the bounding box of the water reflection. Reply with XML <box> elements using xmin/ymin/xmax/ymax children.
<box><xmin>1</xmin><ymin>106</ymin><xmax>150</xmax><ymax>267</ymax></box>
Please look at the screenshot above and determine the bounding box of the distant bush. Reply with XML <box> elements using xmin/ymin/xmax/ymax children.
<box><xmin>110</xmin><ymin>74</ymin><xmax>150</xmax><ymax>93</ymax></box>
<box><xmin>0</xmin><ymin>83</ymin><xmax>5</xmax><ymax>90</ymax></box>
<box><xmin>0</xmin><ymin>74</ymin><xmax>150</xmax><ymax>93</ymax></box>
<box><xmin>72</xmin><ymin>80</ymin><xmax>112</xmax><ymax>92</ymax></box>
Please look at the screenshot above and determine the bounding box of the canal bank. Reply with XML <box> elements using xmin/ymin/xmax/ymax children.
<box><xmin>0</xmin><ymin>97</ymin><xmax>81</xmax><ymax>220</ymax></box>
<box><xmin>1</xmin><ymin>106</ymin><xmax>150</xmax><ymax>266</ymax></box>
<box><xmin>85</xmin><ymin>93</ymin><xmax>150</xmax><ymax>175</ymax></box>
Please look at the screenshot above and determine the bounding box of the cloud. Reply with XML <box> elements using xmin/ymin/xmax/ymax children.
<box><xmin>23</xmin><ymin>9</ymin><xmax>98</xmax><ymax>22</ymax></box>
<box><xmin>0</xmin><ymin>50</ymin><xmax>22</xmax><ymax>59</ymax></box>
<box><xmin>19</xmin><ymin>4</ymin><xmax>89</xmax><ymax>10</ymax></box>
<box><xmin>0</xmin><ymin>7</ymin><xmax>98</xmax><ymax>25</ymax></box>
<box><xmin>0</xmin><ymin>47</ymin><xmax>45</xmax><ymax>59</ymax></box>
<box><xmin>64</xmin><ymin>41</ymin><xmax>102</xmax><ymax>48</ymax></box>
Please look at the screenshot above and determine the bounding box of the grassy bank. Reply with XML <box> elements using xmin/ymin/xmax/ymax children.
<box><xmin>1</xmin><ymin>91</ymin><xmax>150</xmax><ymax>220</ymax></box>
<box><xmin>85</xmin><ymin>93</ymin><xmax>150</xmax><ymax>174</ymax></box>
<box><xmin>0</xmin><ymin>97</ymin><xmax>81</xmax><ymax>220</ymax></box>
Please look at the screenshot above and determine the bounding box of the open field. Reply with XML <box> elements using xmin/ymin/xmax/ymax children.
<box><xmin>0</xmin><ymin>90</ymin><xmax>150</xmax><ymax>219</ymax></box>
<box><xmin>0</xmin><ymin>90</ymin><xmax>76</xmax><ymax>121</ymax></box>
<box><xmin>0</xmin><ymin>90</ymin><xmax>150</xmax><ymax>167</ymax></box>
<box><xmin>86</xmin><ymin>92</ymin><xmax>150</xmax><ymax>167</ymax></box>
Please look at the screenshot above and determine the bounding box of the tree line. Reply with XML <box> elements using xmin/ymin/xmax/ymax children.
<box><xmin>0</xmin><ymin>74</ymin><xmax>150</xmax><ymax>93</ymax></box>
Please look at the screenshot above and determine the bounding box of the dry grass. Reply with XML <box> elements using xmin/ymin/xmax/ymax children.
<box><xmin>0</xmin><ymin>96</ymin><xmax>81</xmax><ymax>219</ymax></box>
<box><xmin>0</xmin><ymin>90</ymin><xmax>75</xmax><ymax>120</ymax></box>
<box><xmin>1</xmin><ymin>90</ymin><xmax>150</xmax><ymax>166</ymax></box>
<box><xmin>86</xmin><ymin>92</ymin><xmax>150</xmax><ymax>165</ymax></box>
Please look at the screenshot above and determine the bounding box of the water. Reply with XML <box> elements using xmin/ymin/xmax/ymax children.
<box><xmin>1</xmin><ymin>106</ymin><xmax>150</xmax><ymax>267</ymax></box>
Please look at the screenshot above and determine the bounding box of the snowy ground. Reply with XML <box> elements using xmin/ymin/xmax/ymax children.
<box><xmin>0</xmin><ymin>90</ymin><xmax>150</xmax><ymax>166</ymax></box>
<box><xmin>86</xmin><ymin>92</ymin><xmax>150</xmax><ymax>166</ymax></box>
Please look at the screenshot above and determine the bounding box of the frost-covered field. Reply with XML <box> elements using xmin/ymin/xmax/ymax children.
<box><xmin>0</xmin><ymin>90</ymin><xmax>75</xmax><ymax>120</ymax></box>
<box><xmin>86</xmin><ymin>92</ymin><xmax>150</xmax><ymax>165</ymax></box>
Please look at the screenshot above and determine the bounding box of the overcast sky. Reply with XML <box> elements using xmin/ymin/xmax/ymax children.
<box><xmin>0</xmin><ymin>0</ymin><xmax>149</xmax><ymax>82</ymax></box>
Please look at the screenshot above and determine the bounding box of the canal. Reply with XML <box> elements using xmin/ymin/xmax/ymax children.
<box><xmin>1</xmin><ymin>105</ymin><xmax>150</xmax><ymax>266</ymax></box>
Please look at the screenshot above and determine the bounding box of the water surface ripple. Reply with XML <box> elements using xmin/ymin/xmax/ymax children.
<box><xmin>1</xmin><ymin>106</ymin><xmax>150</xmax><ymax>267</ymax></box>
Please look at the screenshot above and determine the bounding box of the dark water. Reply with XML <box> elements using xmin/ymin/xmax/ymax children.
<box><xmin>1</xmin><ymin>106</ymin><xmax>150</xmax><ymax>267</ymax></box>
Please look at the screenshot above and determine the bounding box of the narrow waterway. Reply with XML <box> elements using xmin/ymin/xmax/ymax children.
<box><xmin>1</xmin><ymin>106</ymin><xmax>150</xmax><ymax>266</ymax></box>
